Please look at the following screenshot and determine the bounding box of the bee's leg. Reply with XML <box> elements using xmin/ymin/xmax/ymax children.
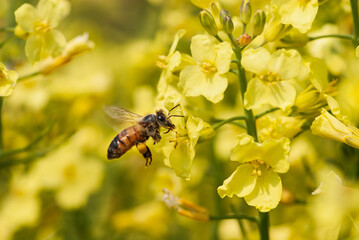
<box><xmin>136</xmin><ymin>142</ymin><xmax>152</xmax><ymax>166</ymax></box>
<box><xmin>152</xmin><ymin>132</ymin><xmax>161</xmax><ymax>145</ymax></box>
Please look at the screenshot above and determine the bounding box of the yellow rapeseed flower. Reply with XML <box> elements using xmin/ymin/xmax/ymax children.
<box><xmin>218</xmin><ymin>133</ymin><xmax>290</xmax><ymax>212</ymax></box>
<box><xmin>241</xmin><ymin>47</ymin><xmax>301</xmax><ymax>111</ymax></box>
<box><xmin>272</xmin><ymin>0</ymin><xmax>319</xmax><ymax>33</ymax></box>
<box><xmin>156</xmin><ymin>89</ymin><xmax>214</xmax><ymax>179</ymax></box>
<box><xmin>178</xmin><ymin>34</ymin><xmax>233</xmax><ymax>103</ymax></box>
<box><xmin>14</xmin><ymin>0</ymin><xmax>70</xmax><ymax>62</ymax></box>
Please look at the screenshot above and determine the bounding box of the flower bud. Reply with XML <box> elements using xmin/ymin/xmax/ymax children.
<box><xmin>263</xmin><ymin>17</ymin><xmax>291</xmax><ymax>42</ymax></box>
<box><xmin>252</xmin><ymin>10</ymin><xmax>266</xmax><ymax>37</ymax></box>
<box><xmin>14</xmin><ymin>25</ymin><xmax>28</xmax><ymax>39</ymax></box>
<box><xmin>219</xmin><ymin>9</ymin><xmax>230</xmax><ymax>22</ymax></box>
<box><xmin>222</xmin><ymin>16</ymin><xmax>234</xmax><ymax>34</ymax></box>
<box><xmin>199</xmin><ymin>9</ymin><xmax>218</xmax><ymax>37</ymax></box>
<box><xmin>210</xmin><ymin>2</ymin><xmax>221</xmax><ymax>21</ymax></box>
<box><xmin>238</xmin><ymin>33</ymin><xmax>251</xmax><ymax>46</ymax></box>
<box><xmin>239</xmin><ymin>0</ymin><xmax>252</xmax><ymax>25</ymax></box>
<box><xmin>293</xmin><ymin>86</ymin><xmax>327</xmax><ymax>119</ymax></box>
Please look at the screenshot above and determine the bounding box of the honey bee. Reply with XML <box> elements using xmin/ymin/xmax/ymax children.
<box><xmin>104</xmin><ymin>104</ymin><xmax>182</xmax><ymax>166</ymax></box>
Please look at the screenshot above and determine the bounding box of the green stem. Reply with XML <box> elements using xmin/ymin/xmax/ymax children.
<box><xmin>210</xmin><ymin>214</ymin><xmax>258</xmax><ymax>223</ymax></box>
<box><xmin>258</xmin><ymin>212</ymin><xmax>269</xmax><ymax>240</ymax></box>
<box><xmin>0</xmin><ymin>27</ymin><xmax>14</xmax><ymax>32</ymax></box>
<box><xmin>350</xmin><ymin>0</ymin><xmax>359</xmax><ymax>46</ymax></box>
<box><xmin>212</xmin><ymin>116</ymin><xmax>247</xmax><ymax>130</ymax></box>
<box><xmin>214</xmin><ymin>35</ymin><xmax>223</xmax><ymax>43</ymax></box>
<box><xmin>0</xmin><ymin>97</ymin><xmax>3</xmax><ymax>155</ymax></box>
<box><xmin>18</xmin><ymin>72</ymin><xmax>41</xmax><ymax>82</ymax></box>
<box><xmin>308</xmin><ymin>34</ymin><xmax>354</xmax><ymax>41</ymax></box>
<box><xmin>230</xmin><ymin>32</ymin><xmax>268</xmax><ymax>239</ymax></box>
<box><xmin>255</xmin><ymin>108</ymin><xmax>280</xmax><ymax>119</ymax></box>
<box><xmin>236</xmin><ymin>53</ymin><xmax>257</xmax><ymax>141</ymax></box>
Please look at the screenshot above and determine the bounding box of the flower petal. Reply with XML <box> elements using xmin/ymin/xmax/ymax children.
<box><xmin>215</xmin><ymin>41</ymin><xmax>233</xmax><ymax>74</ymax></box>
<box><xmin>262</xmin><ymin>137</ymin><xmax>290</xmax><ymax>173</ymax></box>
<box><xmin>218</xmin><ymin>164</ymin><xmax>257</xmax><ymax>198</ymax></box>
<box><xmin>231</xmin><ymin>133</ymin><xmax>261</xmax><ymax>163</ymax></box>
<box><xmin>244</xmin><ymin>77</ymin><xmax>269</xmax><ymax>110</ymax></box>
<box><xmin>14</xmin><ymin>4</ymin><xmax>38</xmax><ymax>33</ymax></box>
<box><xmin>168</xmin><ymin>142</ymin><xmax>194</xmax><ymax>180</ymax></box>
<box><xmin>245</xmin><ymin>169</ymin><xmax>282</xmax><ymax>212</ymax></box>
<box><xmin>37</xmin><ymin>0</ymin><xmax>71</xmax><ymax>28</ymax></box>
<box><xmin>168</xmin><ymin>29</ymin><xmax>186</xmax><ymax>55</ymax></box>
<box><xmin>272</xmin><ymin>0</ymin><xmax>318</xmax><ymax>33</ymax></box>
<box><xmin>191</xmin><ymin>34</ymin><xmax>216</xmax><ymax>64</ymax></box>
<box><xmin>304</xmin><ymin>57</ymin><xmax>329</xmax><ymax>92</ymax></box>
<box><xmin>179</xmin><ymin>66</ymin><xmax>228</xmax><ymax>103</ymax></box>
<box><xmin>201</xmin><ymin>73</ymin><xmax>228</xmax><ymax>103</ymax></box>
<box><xmin>268</xmin><ymin>49</ymin><xmax>301</xmax><ymax>80</ymax></box>
<box><xmin>267</xmin><ymin>81</ymin><xmax>296</xmax><ymax>111</ymax></box>
<box><xmin>241</xmin><ymin>47</ymin><xmax>270</xmax><ymax>75</ymax></box>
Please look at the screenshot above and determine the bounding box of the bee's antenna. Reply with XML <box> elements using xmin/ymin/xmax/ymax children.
<box><xmin>168</xmin><ymin>115</ymin><xmax>184</xmax><ymax>118</ymax></box>
<box><xmin>168</xmin><ymin>104</ymin><xmax>180</xmax><ymax>114</ymax></box>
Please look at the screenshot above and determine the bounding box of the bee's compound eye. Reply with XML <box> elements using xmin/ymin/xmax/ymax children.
<box><xmin>158</xmin><ymin>115</ymin><xmax>165</xmax><ymax>122</ymax></box>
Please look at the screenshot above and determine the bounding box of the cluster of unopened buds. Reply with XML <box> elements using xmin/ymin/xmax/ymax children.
<box><xmin>199</xmin><ymin>0</ymin><xmax>266</xmax><ymax>47</ymax></box>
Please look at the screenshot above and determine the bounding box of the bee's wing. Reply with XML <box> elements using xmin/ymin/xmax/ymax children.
<box><xmin>103</xmin><ymin>105</ymin><xmax>143</xmax><ymax>124</ymax></box>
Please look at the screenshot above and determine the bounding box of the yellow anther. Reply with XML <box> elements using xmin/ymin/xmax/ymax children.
<box><xmin>201</xmin><ymin>62</ymin><xmax>217</xmax><ymax>74</ymax></box>
<box><xmin>257</xmin><ymin>169</ymin><xmax>262</xmax><ymax>177</ymax></box>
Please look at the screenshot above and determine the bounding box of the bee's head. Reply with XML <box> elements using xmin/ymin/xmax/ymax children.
<box><xmin>156</xmin><ymin>110</ymin><xmax>175</xmax><ymax>130</ymax></box>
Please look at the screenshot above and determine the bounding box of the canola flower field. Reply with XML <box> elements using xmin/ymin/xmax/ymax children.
<box><xmin>1</xmin><ymin>0</ymin><xmax>359</xmax><ymax>239</ymax></box>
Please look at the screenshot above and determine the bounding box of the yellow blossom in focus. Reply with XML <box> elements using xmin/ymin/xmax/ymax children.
<box><xmin>156</xmin><ymin>89</ymin><xmax>214</xmax><ymax>179</ymax></box>
<box><xmin>0</xmin><ymin>62</ymin><xmax>18</xmax><ymax>96</ymax></box>
<box><xmin>272</xmin><ymin>0</ymin><xmax>318</xmax><ymax>33</ymax></box>
<box><xmin>218</xmin><ymin>133</ymin><xmax>290</xmax><ymax>212</ymax></box>
<box><xmin>14</xmin><ymin>0</ymin><xmax>70</xmax><ymax>62</ymax></box>
<box><xmin>241</xmin><ymin>47</ymin><xmax>302</xmax><ymax>111</ymax></box>
<box><xmin>178</xmin><ymin>34</ymin><xmax>233</xmax><ymax>103</ymax></box>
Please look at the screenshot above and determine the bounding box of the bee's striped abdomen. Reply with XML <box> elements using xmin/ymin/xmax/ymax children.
<box><xmin>107</xmin><ymin>125</ymin><xmax>145</xmax><ymax>160</ymax></box>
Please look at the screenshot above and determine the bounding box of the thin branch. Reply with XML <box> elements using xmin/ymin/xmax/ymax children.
<box><xmin>255</xmin><ymin>108</ymin><xmax>280</xmax><ymax>119</ymax></box>
<box><xmin>308</xmin><ymin>34</ymin><xmax>353</xmax><ymax>41</ymax></box>
<box><xmin>0</xmin><ymin>131</ymin><xmax>75</xmax><ymax>169</ymax></box>
<box><xmin>229</xmin><ymin>69</ymin><xmax>239</xmax><ymax>75</ymax></box>
<box><xmin>212</xmin><ymin>116</ymin><xmax>247</xmax><ymax>130</ymax></box>
<box><xmin>18</xmin><ymin>72</ymin><xmax>41</xmax><ymax>82</ymax></box>
<box><xmin>0</xmin><ymin>27</ymin><xmax>14</xmax><ymax>32</ymax></box>
<box><xmin>210</xmin><ymin>214</ymin><xmax>258</xmax><ymax>223</ymax></box>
